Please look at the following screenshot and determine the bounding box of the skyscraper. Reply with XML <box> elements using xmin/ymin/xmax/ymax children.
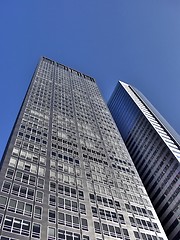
<box><xmin>0</xmin><ymin>57</ymin><xmax>167</xmax><ymax>240</ymax></box>
<box><xmin>108</xmin><ymin>81</ymin><xmax>180</xmax><ymax>240</ymax></box>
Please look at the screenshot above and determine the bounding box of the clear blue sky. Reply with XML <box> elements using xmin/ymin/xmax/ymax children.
<box><xmin>1</xmin><ymin>0</ymin><xmax>180</xmax><ymax>159</ymax></box>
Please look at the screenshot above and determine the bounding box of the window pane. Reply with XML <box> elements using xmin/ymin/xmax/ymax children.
<box><xmin>48</xmin><ymin>227</ymin><xmax>55</xmax><ymax>237</ymax></box>
<box><xmin>0</xmin><ymin>196</ymin><xmax>7</xmax><ymax>206</ymax></box>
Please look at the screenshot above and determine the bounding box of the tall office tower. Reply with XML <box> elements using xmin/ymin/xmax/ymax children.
<box><xmin>0</xmin><ymin>57</ymin><xmax>167</xmax><ymax>240</ymax></box>
<box><xmin>108</xmin><ymin>81</ymin><xmax>180</xmax><ymax>240</ymax></box>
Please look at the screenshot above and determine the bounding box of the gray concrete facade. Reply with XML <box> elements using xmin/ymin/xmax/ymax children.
<box><xmin>0</xmin><ymin>58</ymin><xmax>167</xmax><ymax>240</ymax></box>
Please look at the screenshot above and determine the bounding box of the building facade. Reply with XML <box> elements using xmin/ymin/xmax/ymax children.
<box><xmin>108</xmin><ymin>81</ymin><xmax>180</xmax><ymax>240</ymax></box>
<box><xmin>0</xmin><ymin>58</ymin><xmax>167</xmax><ymax>240</ymax></box>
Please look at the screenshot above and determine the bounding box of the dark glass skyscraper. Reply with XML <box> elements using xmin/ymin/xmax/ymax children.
<box><xmin>108</xmin><ymin>81</ymin><xmax>180</xmax><ymax>240</ymax></box>
<box><xmin>0</xmin><ymin>58</ymin><xmax>167</xmax><ymax>240</ymax></box>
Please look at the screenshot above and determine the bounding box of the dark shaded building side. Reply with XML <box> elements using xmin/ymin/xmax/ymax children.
<box><xmin>108</xmin><ymin>81</ymin><xmax>180</xmax><ymax>240</ymax></box>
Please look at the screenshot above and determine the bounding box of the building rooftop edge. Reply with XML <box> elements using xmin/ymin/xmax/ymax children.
<box><xmin>118</xmin><ymin>80</ymin><xmax>180</xmax><ymax>146</ymax></box>
<box><xmin>41</xmin><ymin>56</ymin><xmax>96</xmax><ymax>82</ymax></box>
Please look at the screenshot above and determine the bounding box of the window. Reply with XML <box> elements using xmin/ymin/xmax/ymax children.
<box><xmin>1</xmin><ymin>236</ymin><xmax>16</xmax><ymax>240</ymax></box>
<box><xmin>27</xmin><ymin>188</ymin><xmax>34</xmax><ymax>200</ymax></box>
<box><xmin>0</xmin><ymin>196</ymin><xmax>7</xmax><ymax>210</ymax></box>
<box><xmin>8</xmin><ymin>198</ymin><xmax>33</xmax><ymax>217</ymax></box>
<box><xmin>0</xmin><ymin>214</ymin><xmax>3</xmax><ymax>226</ymax></box>
<box><xmin>58</xmin><ymin>212</ymin><xmax>64</xmax><ymax>225</ymax></box>
<box><xmin>94</xmin><ymin>221</ymin><xmax>101</xmax><ymax>234</ymax></box>
<box><xmin>65</xmin><ymin>199</ymin><xmax>71</xmax><ymax>210</ymax></box>
<box><xmin>34</xmin><ymin>206</ymin><xmax>42</xmax><ymax>219</ymax></box>
<box><xmin>16</xmin><ymin>201</ymin><xmax>24</xmax><ymax>214</ymax></box>
<box><xmin>15</xmin><ymin>171</ymin><xmax>22</xmax><ymax>181</ymax></box>
<box><xmin>3</xmin><ymin>216</ymin><xmax>30</xmax><ymax>237</ymax></box>
<box><xmin>102</xmin><ymin>223</ymin><xmax>109</xmax><ymax>235</ymax></box>
<box><xmin>50</xmin><ymin>182</ymin><xmax>56</xmax><ymax>192</ymax></box>
<box><xmin>12</xmin><ymin>147</ymin><xmax>20</xmax><ymax>156</ymax></box>
<box><xmin>2</xmin><ymin>181</ymin><xmax>11</xmax><ymax>193</ymax></box>
<box><xmin>48</xmin><ymin>227</ymin><xmax>56</xmax><ymax>240</ymax></box>
<box><xmin>72</xmin><ymin>201</ymin><xmax>78</xmax><ymax>212</ymax></box>
<box><xmin>66</xmin><ymin>214</ymin><xmax>72</xmax><ymax>226</ymax></box>
<box><xmin>134</xmin><ymin>231</ymin><xmax>140</xmax><ymax>239</ymax></box>
<box><xmin>77</xmin><ymin>179</ymin><xmax>82</xmax><ymax>188</ymax></box>
<box><xmin>36</xmin><ymin>191</ymin><xmax>43</xmax><ymax>203</ymax></box>
<box><xmin>115</xmin><ymin>226</ymin><xmax>121</xmax><ymax>237</ymax></box>
<box><xmin>17</xmin><ymin>160</ymin><xmax>38</xmax><ymax>174</ymax></box>
<box><xmin>83</xmin><ymin>236</ymin><xmax>90</xmax><ymax>240</ymax></box>
<box><xmin>49</xmin><ymin>210</ymin><xmax>56</xmax><ymax>223</ymax></box>
<box><xmin>38</xmin><ymin>166</ymin><xmax>45</xmax><ymax>176</ymax></box>
<box><xmin>118</xmin><ymin>214</ymin><xmax>125</xmax><ymax>224</ymax></box>
<box><xmin>49</xmin><ymin>195</ymin><xmax>56</xmax><ymax>206</ymax></box>
<box><xmin>78</xmin><ymin>190</ymin><xmax>84</xmax><ymax>200</ymax></box>
<box><xmin>50</xmin><ymin>170</ymin><xmax>56</xmax><ymax>180</ymax></box>
<box><xmin>8</xmin><ymin>199</ymin><xmax>17</xmax><ymax>212</ymax></box>
<box><xmin>32</xmin><ymin>223</ymin><xmax>41</xmax><ymax>238</ymax></box>
<box><xmin>80</xmin><ymin>203</ymin><xmax>86</xmax><ymax>214</ymax></box>
<box><xmin>82</xmin><ymin>218</ymin><xmax>88</xmax><ymax>231</ymax></box>
<box><xmin>25</xmin><ymin>203</ymin><xmax>32</xmax><ymax>216</ymax></box>
<box><xmin>73</xmin><ymin>216</ymin><xmax>79</xmax><ymax>229</ymax></box>
<box><xmin>9</xmin><ymin>157</ymin><xmax>17</xmax><ymax>168</ymax></box>
<box><xmin>57</xmin><ymin>229</ymin><xmax>80</xmax><ymax>240</ymax></box>
<box><xmin>37</xmin><ymin>178</ymin><xmax>44</xmax><ymax>188</ymax></box>
<box><xmin>123</xmin><ymin>228</ymin><xmax>129</xmax><ymax>237</ymax></box>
